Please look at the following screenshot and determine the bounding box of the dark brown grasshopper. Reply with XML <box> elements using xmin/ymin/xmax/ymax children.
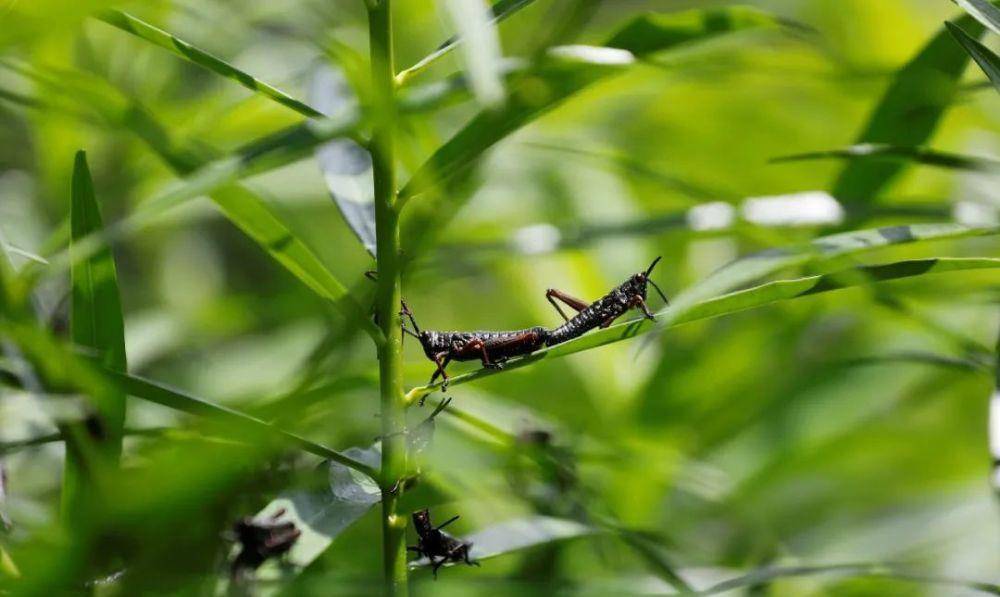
<box><xmin>401</xmin><ymin>301</ymin><xmax>549</xmax><ymax>390</ymax></box>
<box><xmin>230</xmin><ymin>509</ymin><xmax>301</xmax><ymax>580</ymax></box>
<box><xmin>408</xmin><ymin>509</ymin><xmax>479</xmax><ymax>579</ymax></box>
<box><xmin>545</xmin><ymin>256</ymin><xmax>669</xmax><ymax>346</ymax></box>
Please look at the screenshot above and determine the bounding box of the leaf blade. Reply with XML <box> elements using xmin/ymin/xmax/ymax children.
<box><xmin>96</xmin><ymin>10</ymin><xmax>321</xmax><ymax>117</ymax></box>
<box><xmin>64</xmin><ymin>150</ymin><xmax>128</xmax><ymax>522</ymax></box>
<box><xmin>947</xmin><ymin>21</ymin><xmax>1000</xmax><ymax>93</ymax></box>
<box><xmin>831</xmin><ymin>12</ymin><xmax>985</xmax><ymax>208</ymax></box>
<box><xmin>407</xmin><ymin>254</ymin><xmax>1000</xmax><ymax>402</ymax></box>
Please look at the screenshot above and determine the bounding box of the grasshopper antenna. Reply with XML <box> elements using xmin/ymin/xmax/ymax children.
<box><xmin>649</xmin><ymin>279</ymin><xmax>669</xmax><ymax>306</ymax></box>
<box><xmin>644</xmin><ymin>256</ymin><xmax>662</xmax><ymax>277</ymax></box>
<box><xmin>400</xmin><ymin>300</ymin><xmax>423</xmax><ymax>339</ymax></box>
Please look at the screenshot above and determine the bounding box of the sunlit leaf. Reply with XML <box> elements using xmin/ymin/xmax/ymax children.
<box><xmin>407</xmin><ymin>256</ymin><xmax>1000</xmax><ymax>401</ymax></box>
<box><xmin>254</xmin><ymin>445</ymin><xmax>381</xmax><ymax>577</ymax></box>
<box><xmin>400</xmin><ymin>6</ymin><xmax>785</xmax><ymax>256</ymax></box>
<box><xmin>398</xmin><ymin>0</ymin><xmax>537</xmax><ymax>84</ymax></box>
<box><xmin>954</xmin><ymin>0</ymin><xmax>1000</xmax><ymax>37</ymax></box>
<box><xmin>831</xmin><ymin>12</ymin><xmax>985</xmax><ymax>209</ymax></box>
<box><xmin>438</xmin><ymin>0</ymin><xmax>506</xmax><ymax>107</ymax></box>
<box><xmin>96</xmin><ymin>10</ymin><xmax>321</xmax><ymax>117</ymax></box>
<box><xmin>947</xmin><ymin>21</ymin><xmax>1000</xmax><ymax>93</ymax></box>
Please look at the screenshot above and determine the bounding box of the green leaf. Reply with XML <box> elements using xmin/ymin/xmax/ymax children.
<box><xmin>439</xmin><ymin>0</ymin><xmax>506</xmax><ymax>107</ymax></box>
<box><xmin>831</xmin><ymin>12</ymin><xmax>985</xmax><ymax>209</ymax></box>
<box><xmin>399</xmin><ymin>6</ymin><xmax>784</xmax><ymax>256</ymax></box>
<box><xmin>947</xmin><ymin>21</ymin><xmax>1000</xmax><ymax>93</ymax></box>
<box><xmin>111</xmin><ymin>371</ymin><xmax>379</xmax><ymax>480</ymax></box>
<box><xmin>605</xmin><ymin>6</ymin><xmax>783</xmax><ymax>55</ymax></box>
<box><xmin>773</xmin><ymin>142</ymin><xmax>1000</xmax><ymax>171</ymax></box>
<box><xmin>250</xmin><ymin>445</ymin><xmax>382</xmax><ymax>580</ymax></box>
<box><xmin>96</xmin><ymin>10</ymin><xmax>321</xmax><ymax>117</ymax></box>
<box><xmin>701</xmin><ymin>563</ymin><xmax>1000</xmax><ymax>595</ymax></box>
<box><xmin>954</xmin><ymin>0</ymin><xmax>1000</xmax><ymax>36</ymax></box>
<box><xmin>0</xmin><ymin>62</ymin><xmax>383</xmax><ymax>343</ymax></box>
<box><xmin>407</xmin><ymin>256</ymin><xmax>1000</xmax><ymax>402</ymax></box>
<box><xmin>397</xmin><ymin>0</ymin><xmax>537</xmax><ymax>84</ymax></box>
<box><xmin>309</xmin><ymin>66</ymin><xmax>377</xmax><ymax>256</ymax></box>
<box><xmin>64</xmin><ymin>150</ymin><xmax>128</xmax><ymax>522</ymax></box>
<box><xmin>409</xmin><ymin>516</ymin><xmax>594</xmax><ymax>568</ymax></box>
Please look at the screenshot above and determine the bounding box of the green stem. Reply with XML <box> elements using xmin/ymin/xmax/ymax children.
<box><xmin>368</xmin><ymin>1</ymin><xmax>408</xmax><ymax>595</ymax></box>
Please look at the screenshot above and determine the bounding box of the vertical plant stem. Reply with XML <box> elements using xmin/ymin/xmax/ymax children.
<box><xmin>368</xmin><ymin>0</ymin><xmax>408</xmax><ymax>594</ymax></box>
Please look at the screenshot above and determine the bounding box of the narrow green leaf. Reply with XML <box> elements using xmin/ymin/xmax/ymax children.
<box><xmin>774</xmin><ymin>142</ymin><xmax>1000</xmax><ymax>171</ymax></box>
<box><xmin>400</xmin><ymin>6</ymin><xmax>780</xmax><ymax>201</ymax></box>
<box><xmin>831</xmin><ymin>12</ymin><xmax>985</xmax><ymax>209</ymax></box>
<box><xmin>439</xmin><ymin>0</ymin><xmax>506</xmax><ymax>107</ymax></box>
<box><xmin>409</xmin><ymin>516</ymin><xmax>594</xmax><ymax>568</ymax></box>
<box><xmin>701</xmin><ymin>563</ymin><xmax>1000</xmax><ymax>595</ymax></box>
<box><xmin>955</xmin><ymin>0</ymin><xmax>1000</xmax><ymax>36</ymax></box>
<box><xmin>407</xmin><ymin>256</ymin><xmax>1000</xmax><ymax>402</ymax></box>
<box><xmin>310</xmin><ymin>66</ymin><xmax>377</xmax><ymax>256</ymax></box>
<box><xmin>947</xmin><ymin>21</ymin><xmax>1000</xmax><ymax>93</ymax></box>
<box><xmin>0</xmin><ymin>62</ymin><xmax>383</xmax><ymax>344</ymax></box>
<box><xmin>64</xmin><ymin>150</ymin><xmax>128</xmax><ymax>522</ymax></box>
<box><xmin>399</xmin><ymin>6</ymin><xmax>784</xmax><ymax>256</ymax></box>
<box><xmin>605</xmin><ymin>6</ymin><xmax>783</xmax><ymax>55</ymax></box>
<box><xmin>397</xmin><ymin>0</ymin><xmax>536</xmax><ymax>84</ymax></box>
<box><xmin>96</xmin><ymin>10</ymin><xmax>321</xmax><ymax>117</ymax></box>
<box><xmin>111</xmin><ymin>371</ymin><xmax>379</xmax><ymax>480</ymax></box>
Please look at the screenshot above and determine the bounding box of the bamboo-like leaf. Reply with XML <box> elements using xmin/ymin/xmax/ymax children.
<box><xmin>96</xmin><ymin>10</ymin><xmax>321</xmax><ymax>117</ymax></box>
<box><xmin>397</xmin><ymin>0</ymin><xmax>537</xmax><ymax>84</ymax></box>
<box><xmin>399</xmin><ymin>6</ymin><xmax>781</xmax><ymax>202</ymax></box>
<box><xmin>438</xmin><ymin>0</ymin><xmax>506</xmax><ymax>107</ymax></box>
<box><xmin>831</xmin><ymin>12</ymin><xmax>985</xmax><ymax>209</ymax></box>
<box><xmin>399</xmin><ymin>6</ymin><xmax>785</xmax><ymax>256</ymax></box>
<box><xmin>409</xmin><ymin>516</ymin><xmax>594</xmax><ymax>568</ymax></box>
<box><xmin>309</xmin><ymin>65</ymin><xmax>377</xmax><ymax>256</ymax></box>
<box><xmin>774</xmin><ymin>143</ymin><xmax>1000</xmax><ymax>171</ymax></box>
<box><xmin>955</xmin><ymin>0</ymin><xmax>1000</xmax><ymax>37</ymax></box>
<box><xmin>0</xmin><ymin>63</ymin><xmax>383</xmax><ymax>343</ymax></box>
<box><xmin>64</xmin><ymin>150</ymin><xmax>128</xmax><ymax>522</ymax></box>
<box><xmin>947</xmin><ymin>21</ymin><xmax>1000</xmax><ymax>93</ymax></box>
<box><xmin>111</xmin><ymin>371</ymin><xmax>379</xmax><ymax>480</ymax></box>
<box><xmin>700</xmin><ymin>563</ymin><xmax>1000</xmax><ymax>595</ymax></box>
<box><xmin>406</xmin><ymin>256</ymin><xmax>1000</xmax><ymax>402</ymax></box>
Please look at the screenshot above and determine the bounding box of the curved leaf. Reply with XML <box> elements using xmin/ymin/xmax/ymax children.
<box><xmin>831</xmin><ymin>12</ymin><xmax>985</xmax><ymax>208</ymax></box>
<box><xmin>406</xmin><ymin>256</ymin><xmax>1000</xmax><ymax>402</ymax></box>
<box><xmin>309</xmin><ymin>66</ymin><xmax>377</xmax><ymax>256</ymax></box>
<box><xmin>253</xmin><ymin>445</ymin><xmax>382</xmax><ymax>578</ymax></box>
<box><xmin>96</xmin><ymin>10</ymin><xmax>321</xmax><ymax>117</ymax></box>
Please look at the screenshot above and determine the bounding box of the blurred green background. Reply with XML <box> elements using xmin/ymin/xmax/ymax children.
<box><xmin>1</xmin><ymin>0</ymin><xmax>1000</xmax><ymax>594</ymax></box>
